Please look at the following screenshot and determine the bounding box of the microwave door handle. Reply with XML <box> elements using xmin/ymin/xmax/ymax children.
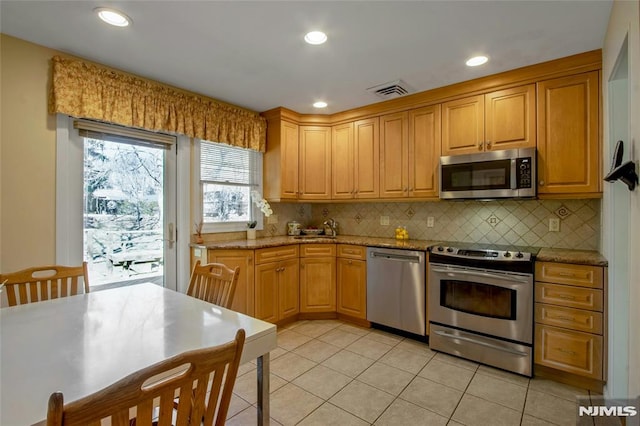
<box><xmin>511</xmin><ymin>159</ymin><xmax>517</xmax><ymax>189</ymax></box>
<box><xmin>430</xmin><ymin>267</ymin><xmax>530</xmax><ymax>284</ymax></box>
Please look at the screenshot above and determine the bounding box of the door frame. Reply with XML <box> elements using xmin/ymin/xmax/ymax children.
<box><xmin>55</xmin><ymin>115</ymin><xmax>190</xmax><ymax>292</ymax></box>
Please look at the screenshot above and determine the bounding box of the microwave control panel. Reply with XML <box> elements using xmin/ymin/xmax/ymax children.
<box><xmin>516</xmin><ymin>158</ymin><xmax>532</xmax><ymax>188</ymax></box>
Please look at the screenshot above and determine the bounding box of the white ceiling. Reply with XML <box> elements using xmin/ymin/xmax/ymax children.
<box><xmin>1</xmin><ymin>1</ymin><xmax>612</xmax><ymax>115</ymax></box>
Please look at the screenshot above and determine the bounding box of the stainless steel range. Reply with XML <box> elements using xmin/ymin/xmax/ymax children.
<box><xmin>428</xmin><ymin>243</ymin><xmax>537</xmax><ymax>376</ymax></box>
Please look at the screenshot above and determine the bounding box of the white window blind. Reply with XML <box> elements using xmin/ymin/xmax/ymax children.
<box><xmin>200</xmin><ymin>141</ymin><xmax>259</xmax><ymax>185</ymax></box>
<box><xmin>199</xmin><ymin>141</ymin><xmax>263</xmax><ymax>227</ymax></box>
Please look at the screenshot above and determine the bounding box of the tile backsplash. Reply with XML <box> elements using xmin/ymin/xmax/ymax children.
<box><xmin>267</xmin><ymin>199</ymin><xmax>600</xmax><ymax>251</ymax></box>
<box><xmin>204</xmin><ymin>199</ymin><xmax>600</xmax><ymax>251</ymax></box>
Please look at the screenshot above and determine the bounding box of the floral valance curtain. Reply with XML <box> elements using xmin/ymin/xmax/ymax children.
<box><xmin>49</xmin><ymin>56</ymin><xmax>266</xmax><ymax>151</ymax></box>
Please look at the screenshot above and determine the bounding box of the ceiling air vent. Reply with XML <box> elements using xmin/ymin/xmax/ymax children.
<box><xmin>367</xmin><ymin>79</ymin><xmax>414</xmax><ymax>99</ymax></box>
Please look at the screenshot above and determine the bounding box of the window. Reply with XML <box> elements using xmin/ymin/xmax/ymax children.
<box><xmin>197</xmin><ymin>140</ymin><xmax>263</xmax><ymax>232</ymax></box>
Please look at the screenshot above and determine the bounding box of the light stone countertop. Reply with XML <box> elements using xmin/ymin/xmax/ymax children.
<box><xmin>192</xmin><ymin>236</ymin><xmax>608</xmax><ymax>266</ymax></box>
<box><xmin>536</xmin><ymin>247</ymin><xmax>608</xmax><ymax>266</ymax></box>
<box><xmin>192</xmin><ymin>235</ymin><xmax>438</xmax><ymax>251</ymax></box>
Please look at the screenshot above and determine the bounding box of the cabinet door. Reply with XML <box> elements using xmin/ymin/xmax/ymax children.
<box><xmin>380</xmin><ymin>112</ymin><xmax>409</xmax><ymax>198</ymax></box>
<box><xmin>331</xmin><ymin>123</ymin><xmax>355</xmax><ymax>199</ymax></box>
<box><xmin>535</xmin><ymin>324</ymin><xmax>603</xmax><ymax>380</ymax></box>
<box><xmin>254</xmin><ymin>263</ymin><xmax>279</xmax><ymax>323</ymax></box>
<box><xmin>337</xmin><ymin>258</ymin><xmax>367</xmax><ymax>319</ymax></box>
<box><xmin>354</xmin><ymin>117</ymin><xmax>380</xmax><ymax>199</ymax></box>
<box><xmin>485</xmin><ymin>85</ymin><xmax>536</xmax><ymax>151</ymax></box>
<box><xmin>408</xmin><ymin>105</ymin><xmax>441</xmax><ymax>198</ymax></box>
<box><xmin>537</xmin><ymin>71</ymin><xmax>600</xmax><ymax>195</ymax></box>
<box><xmin>208</xmin><ymin>250</ymin><xmax>255</xmax><ymax>317</ymax></box>
<box><xmin>299</xmin><ymin>126</ymin><xmax>332</xmax><ymax>200</ymax></box>
<box><xmin>300</xmin><ymin>257</ymin><xmax>336</xmax><ymax>313</ymax></box>
<box><xmin>442</xmin><ymin>95</ymin><xmax>485</xmax><ymax>156</ymax></box>
<box><xmin>264</xmin><ymin>120</ymin><xmax>298</xmax><ymax>201</ymax></box>
<box><xmin>278</xmin><ymin>258</ymin><xmax>300</xmax><ymax>320</ymax></box>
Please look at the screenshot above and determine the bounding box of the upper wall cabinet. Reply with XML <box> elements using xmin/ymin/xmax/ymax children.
<box><xmin>537</xmin><ymin>72</ymin><xmax>600</xmax><ymax>197</ymax></box>
<box><xmin>380</xmin><ymin>108</ymin><xmax>441</xmax><ymax>199</ymax></box>
<box><xmin>299</xmin><ymin>126</ymin><xmax>332</xmax><ymax>200</ymax></box>
<box><xmin>332</xmin><ymin>118</ymin><xmax>380</xmax><ymax>200</ymax></box>
<box><xmin>408</xmin><ymin>105</ymin><xmax>441</xmax><ymax>198</ymax></box>
<box><xmin>264</xmin><ymin>119</ymin><xmax>299</xmax><ymax>201</ymax></box>
<box><xmin>442</xmin><ymin>85</ymin><xmax>536</xmax><ymax>156</ymax></box>
<box><xmin>380</xmin><ymin>112</ymin><xmax>410</xmax><ymax>198</ymax></box>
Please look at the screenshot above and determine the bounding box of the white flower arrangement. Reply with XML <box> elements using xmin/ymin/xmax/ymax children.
<box><xmin>251</xmin><ymin>190</ymin><xmax>273</xmax><ymax>218</ymax></box>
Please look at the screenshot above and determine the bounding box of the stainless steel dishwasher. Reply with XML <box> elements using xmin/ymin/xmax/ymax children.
<box><xmin>366</xmin><ymin>247</ymin><xmax>426</xmax><ymax>335</ymax></box>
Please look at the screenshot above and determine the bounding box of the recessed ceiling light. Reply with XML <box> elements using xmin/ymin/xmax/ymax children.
<box><xmin>313</xmin><ymin>101</ymin><xmax>328</xmax><ymax>108</ymax></box>
<box><xmin>304</xmin><ymin>31</ymin><xmax>327</xmax><ymax>45</ymax></box>
<box><xmin>466</xmin><ymin>55</ymin><xmax>489</xmax><ymax>67</ymax></box>
<box><xmin>95</xmin><ymin>7</ymin><xmax>131</xmax><ymax>27</ymax></box>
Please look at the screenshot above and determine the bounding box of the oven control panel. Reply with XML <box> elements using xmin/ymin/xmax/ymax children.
<box><xmin>429</xmin><ymin>245</ymin><xmax>532</xmax><ymax>262</ymax></box>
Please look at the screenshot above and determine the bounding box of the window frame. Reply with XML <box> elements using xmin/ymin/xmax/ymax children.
<box><xmin>193</xmin><ymin>139</ymin><xmax>265</xmax><ymax>234</ymax></box>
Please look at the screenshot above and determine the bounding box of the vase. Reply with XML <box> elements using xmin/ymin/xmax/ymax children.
<box><xmin>247</xmin><ymin>229</ymin><xmax>256</xmax><ymax>240</ymax></box>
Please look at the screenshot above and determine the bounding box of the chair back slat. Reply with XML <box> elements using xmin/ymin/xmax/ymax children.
<box><xmin>46</xmin><ymin>329</ymin><xmax>245</xmax><ymax>426</ymax></box>
<box><xmin>1</xmin><ymin>263</ymin><xmax>89</xmax><ymax>307</ymax></box>
<box><xmin>186</xmin><ymin>261</ymin><xmax>239</xmax><ymax>309</ymax></box>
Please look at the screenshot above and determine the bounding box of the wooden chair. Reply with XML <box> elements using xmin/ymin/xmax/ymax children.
<box><xmin>187</xmin><ymin>261</ymin><xmax>239</xmax><ymax>309</ymax></box>
<box><xmin>46</xmin><ymin>328</ymin><xmax>245</xmax><ymax>426</ymax></box>
<box><xmin>0</xmin><ymin>262</ymin><xmax>89</xmax><ymax>307</ymax></box>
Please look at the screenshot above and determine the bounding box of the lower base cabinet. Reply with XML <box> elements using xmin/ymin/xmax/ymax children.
<box><xmin>207</xmin><ymin>249</ymin><xmax>254</xmax><ymax>317</ymax></box>
<box><xmin>534</xmin><ymin>261</ymin><xmax>606</xmax><ymax>388</ymax></box>
<box><xmin>300</xmin><ymin>244</ymin><xmax>337</xmax><ymax>313</ymax></box>
<box><xmin>336</xmin><ymin>245</ymin><xmax>367</xmax><ymax>320</ymax></box>
<box><xmin>254</xmin><ymin>246</ymin><xmax>299</xmax><ymax>323</ymax></box>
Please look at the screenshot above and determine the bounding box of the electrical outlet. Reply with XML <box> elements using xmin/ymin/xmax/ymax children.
<box><xmin>427</xmin><ymin>217</ymin><xmax>434</xmax><ymax>228</ymax></box>
<box><xmin>380</xmin><ymin>216</ymin><xmax>390</xmax><ymax>226</ymax></box>
<box><xmin>267</xmin><ymin>214</ymin><xmax>278</xmax><ymax>224</ymax></box>
<box><xmin>549</xmin><ymin>218</ymin><xmax>560</xmax><ymax>232</ymax></box>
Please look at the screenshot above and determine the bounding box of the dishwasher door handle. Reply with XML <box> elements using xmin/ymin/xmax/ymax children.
<box><xmin>370</xmin><ymin>252</ymin><xmax>422</xmax><ymax>263</ymax></box>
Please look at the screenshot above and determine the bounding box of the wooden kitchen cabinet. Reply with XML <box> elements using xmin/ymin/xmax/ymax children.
<box><xmin>380</xmin><ymin>108</ymin><xmax>441</xmax><ymax>199</ymax></box>
<box><xmin>534</xmin><ymin>261</ymin><xmax>606</xmax><ymax>385</ymax></box>
<box><xmin>336</xmin><ymin>245</ymin><xmax>367</xmax><ymax>320</ymax></box>
<box><xmin>537</xmin><ymin>71</ymin><xmax>600</xmax><ymax>196</ymax></box>
<box><xmin>332</xmin><ymin>118</ymin><xmax>380</xmax><ymax>200</ymax></box>
<box><xmin>442</xmin><ymin>85</ymin><xmax>536</xmax><ymax>156</ymax></box>
<box><xmin>208</xmin><ymin>249</ymin><xmax>255</xmax><ymax>317</ymax></box>
<box><xmin>264</xmin><ymin>118</ymin><xmax>299</xmax><ymax>201</ymax></box>
<box><xmin>408</xmin><ymin>105</ymin><xmax>441</xmax><ymax>198</ymax></box>
<box><xmin>380</xmin><ymin>112</ymin><xmax>409</xmax><ymax>198</ymax></box>
<box><xmin>299</xmin><ymin>126</ymin><xmax>332</xmax><ymax>200</ymax></box>
<box><xmin>299</xmin><ymin>244</ymin><xmax>336</xmax><ymax>313</ymax></box>
<box><xmin>254</xmin><ymin>245</ymin><xmax>299</xmax><ymax>324</ymax></box>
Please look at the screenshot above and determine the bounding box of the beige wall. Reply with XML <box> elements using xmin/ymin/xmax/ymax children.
<box><xmin>602</xmin><ymin>0</ymin><xmax>640</xmax><ymax>399</ymax></box>
<box><xmin>1</xmin><ymin>35</ymin><xmax>62</xmax><ymax>272</ymax></box>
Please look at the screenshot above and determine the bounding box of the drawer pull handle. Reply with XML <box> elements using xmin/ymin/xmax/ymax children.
<box><xmin>555</xmin><ymin>348</ymin><xmax>577</xmax><ymax>356</ymax></box>
<box><xmin>558</xmin><ymin>272</ymin><xmax>576</xmax><ymax>277</ymax></box>
<box><xmin>555</xmin><ymin>315</ymin><xmax>575</xmax><ymax>322</ymax></box>
<box><xmin>558</xmin><ymin>295</ymin><xmax>576</xmax><ymax>300</ymax></box>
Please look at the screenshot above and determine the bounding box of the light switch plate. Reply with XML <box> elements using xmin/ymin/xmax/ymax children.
<box><xmin>549</xmin><ymin>218</ymin><xmax>560</xmax><ymax>232</ymax></box>
<box><xmin>380</xmin><ymin>216</ymin><xmax>390</xmax><ymax>226</ymax></box>
<box><xmin>427</xmin><ymin>217</ymin><xmax>434</xmax><ymax>227</ymax></box>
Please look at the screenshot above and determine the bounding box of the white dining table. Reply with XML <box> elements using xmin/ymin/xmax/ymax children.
<box><xmin>0</xmin><ymin>283</ymin><xmax>277</xmax><ymax>426</ymax></box>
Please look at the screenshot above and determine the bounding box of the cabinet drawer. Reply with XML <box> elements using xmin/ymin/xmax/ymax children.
<box><xmin>535</xmin><ymin>303</ymin><xmax>603</xmax><ymax>334</ymax></box>
<box><xmin>535</xmin><ymin>282</ymin><xmax>603</xmax><ymax>312</ymax></box>
<box><xmin>337</xmin><ymin>244</ymin><xmax>367</xmax><ymax>260</ymax></box>
<box><xmin>535</xmin><ymin>324</ymin><xmax>603</xmax><ymax>380</ymax></box>
<box><xmin>536</xmin><ymin>262</ymin><xmax>603</xmax><ymax>289</ymax></box>
<box><xmin>255</xmin><ymin>245</ymin><xmax>299</xmax><ymax>264</ymax></box>
<box><xmin>301</xmin><ymin>244</ymin><xmax>336</xmax><ymax>257</ymax></box>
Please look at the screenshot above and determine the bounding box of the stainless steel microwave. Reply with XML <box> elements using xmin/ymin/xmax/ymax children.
<box><xmin>439</xmin><ymin>147</ymin><xmax>536</xmax><ymax>199</ymax></box>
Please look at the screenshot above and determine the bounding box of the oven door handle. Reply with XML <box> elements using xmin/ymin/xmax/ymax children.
<box><xmin>430</xmin><ymin>267</ymin><xmax>530</xmax><ymax>284</ymax></box>
<box><xmin>434</xmin><ymin>330</ymin><xmax>529</xmax><ymax>356</ymax></box>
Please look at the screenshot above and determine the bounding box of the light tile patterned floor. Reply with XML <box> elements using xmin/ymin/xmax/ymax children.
<box><xmin>229</xmin><ymin>320</ymin><xmax>598</xmax><ymax>426</ymax></box>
